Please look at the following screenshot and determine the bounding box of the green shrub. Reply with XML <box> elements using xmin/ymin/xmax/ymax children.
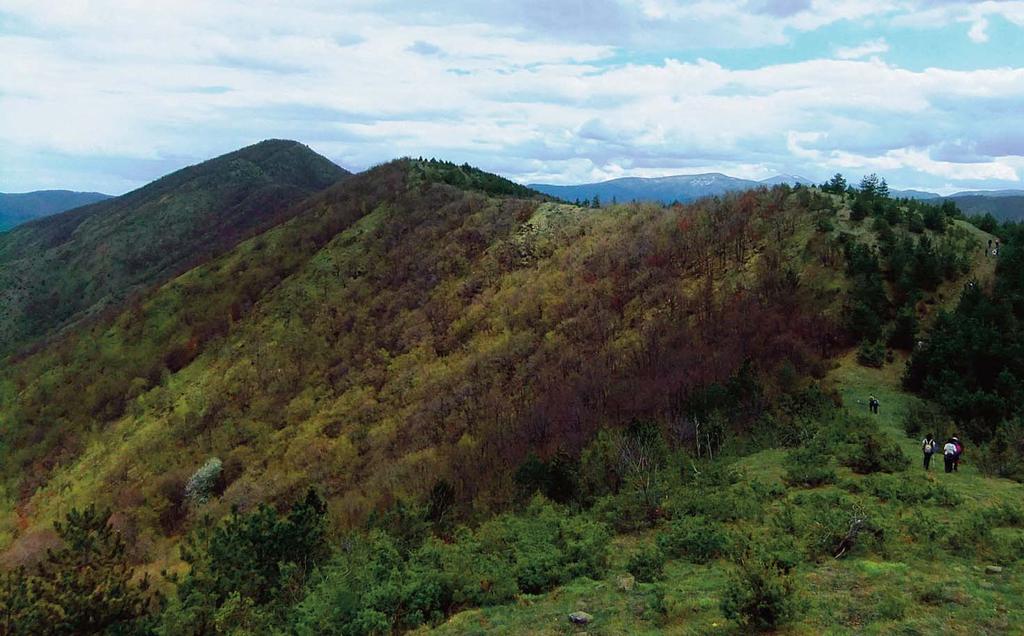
<box><xmin>872</xmin><ymin>591</ymin><xmax>908</xmax><ymax>621</ymax></box>
<box><xmin>1</xmin><ymin>506</ymin><xmax>158</xmax><ymax>636</ymax></box>
<box><xmin>656</xmin><ymin>515</ymin><xmax>731</xmax><ymax>563</ymax></box>
<box><xmin>903</xmin><ymin>509</ymin><xmax>948</xmax><ymax>545</ymax></box>
<box><xmin>797</xmin><ymin>493</ymin><xmax>885</xmax><ymax>560</ymax></box>
<box><xmin>856</xmin><ymin>340</ymin><xmax>886</xmax><ymax>368</ymax></box>
<box><xmin>642</xmin><ymin>584</ymin><xmax>668</xmax><ymax>624</ymax></box>
<box><xmin>993</xmin><ymin>532</ymin><xmax>1024</xmax><ymax>563</ymax></box>
<box><xmin>862</xmin><ymin>473</ymin><xmax>960</xmax><ymax>506</ymax></box>
<box><xmin>783</xmin><ymin>447</ymin><xmax>836</xmax><ymax>487</ymax></box>
<box><xmin>843</xmin><ymin>432</ymin><xmax>909</xmax><ymax>474</ymax></box>
<box><xmin>167</xmin><ymin>489</ymin><xmax>329</xmax><ymax>633</ymax></box>
<box><xmin>913</xmin><ymin>581</ymin><xmax>965</xmax><ymax>606</ymax></box>
<box><xmin>945</xmin><ymin>514</ymin><xmax>992</xmax><ymax>554</ymax></box>
<box><xmin>902</xmin><ymin>401</ymin><xmax>947</xmax><ymax>439</ymax></box>
<box><xmin>592</xmin><ymin>492</ymin><xmax>655</xmax><ymax>533</ymax></box>
<box><xmin>888</xmin><ymin>305</ymin><xmax>918</xmax><ymax>350</ymax></box>
<box><xmin>292</xmin><ymin>498</ymin><xmax>611</xmax><ymax>634</ymax></box>
<box><xmin>666</xmin><ymin>481</ymin><xmax>764</xmax><ymax>523</ymax></box>
<box><xmin>627</xmin><ymin>545</ymin><xmax>666</xmax><ymax>583</ymax></box>
<box><xmin>983</xmin><ymin>502</ymin><xmax>1024</xmax><ymax>527</ymax></box>
<box><xmin>721</xmin><ymin>545</ymin><xmax>800</xmax><ymax>631</ymax></box>
<box><xmin>976</xmin><ymin>421</ymin><xmax>1024</xmax><ymax>482</ymax></box>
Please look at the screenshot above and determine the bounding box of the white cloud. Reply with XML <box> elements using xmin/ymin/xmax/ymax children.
<box><xmin>968</xmin><ymin>17</ymin><xmax>990</xmax><ymax>43</ymax></box>
<box><xmin>834</xmin><ymin>38</ymin><xmax>889</xmax><ymax>59</ymax></box>
<box><xmin>1</xmin><ymin>0</ymin><xmax>1023</xmax><ymax>193</ymax></box>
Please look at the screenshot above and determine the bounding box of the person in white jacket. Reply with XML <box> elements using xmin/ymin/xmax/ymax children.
<box><xmin>943</xmin><ymin>439</ymin><xmax>958</xmax><ymax>473</ymax></box>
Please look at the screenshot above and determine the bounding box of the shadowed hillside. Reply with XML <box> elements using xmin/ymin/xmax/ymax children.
<box><xmin>0</xmin><ymin>139</ymin><xmax>348</xmax><ymax>357</ymax></box>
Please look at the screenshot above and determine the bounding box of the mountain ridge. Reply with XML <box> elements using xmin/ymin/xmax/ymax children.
<box><xmin>0</xmin><ymin>190</ymin><xmax>112</xmax><ymax>231</ymax></box>
<box><xmin>0</xmin><ymin>139</ymin><xmax>349</xmax><ymax>357</ymax></box>
<box><xmin>528</xmin><ymin>172</ymin><xmax>813</xmax><ymax>204</ymax></box>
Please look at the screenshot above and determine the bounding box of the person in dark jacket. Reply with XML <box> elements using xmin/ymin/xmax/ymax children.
<box><xmin>952</xmin><ymin>436</ymin><xmax>963</xmax><ymax>471</ymax></box>
<box><xmin>921</xmin><ymin>434</ymin><xmax>937</xmax><ymax>471</ymax></box>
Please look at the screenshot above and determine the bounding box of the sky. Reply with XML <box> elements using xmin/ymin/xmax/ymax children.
<box><xmin>2</xmin><ymin>1</ymin><xmax>1024</xmax><ymax>195</ymax></box>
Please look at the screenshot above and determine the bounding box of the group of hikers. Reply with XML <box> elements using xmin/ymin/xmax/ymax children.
<box><xmin>988</xmin><ymin>238</ymin><xmax>1001</xmax><ymax>257</ymax></box>
<box><xmin>865</xmin><ymin>396</ymin><xmax>965</xmax><ymax>474</ymax></box>
<box><xmin>921</xmin><ymin>433</ymin><xmax>964</xmax><ymax>473</ymax></box>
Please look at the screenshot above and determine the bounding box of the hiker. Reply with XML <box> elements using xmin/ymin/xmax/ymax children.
<box><xmin>989</xmin><ymin>238</ymin><xmax>993</xmax><ymax>255</ymax></box>
<box><xmin>943</xmin><ymin>438</ymin><xmax>958</xmax><ymax>473</ymax></box>
<box><xmin>952</xmin><ymin>436</ymin><xmax>963</xmax><ymax>471</ymax></box>
<box><xmin>868</xmin><ymin>396</ymin><xmax>879</xmax><ymax>415</ymax></box>
<box><xmin>995</xmin><ymin>239</ymin><xmax>1001</xmax><ymax>256</ymax></box>
<box><xmin>921</xmin><ymin>433</ymin><xmax>937</xmax><ymax>471</ymax></box>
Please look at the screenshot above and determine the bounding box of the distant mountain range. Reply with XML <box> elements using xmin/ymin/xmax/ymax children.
<box><xmin>529</xmin><ymin>174</ymin><xmax>1024</xmax><ymax>220</ymax></box>
<box><xmin>528</xmin><ymin>173</ymin><xmax>813</xmax><ymax>204</ymax></box>
<box><xmin>0</xmin><ymin>190</ymin><xmax>112</xmax><ymax>231</ymax></box>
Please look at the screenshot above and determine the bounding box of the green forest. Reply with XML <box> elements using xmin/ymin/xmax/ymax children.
<box><xmin>2</xmin><ymin>146</ymin><xmax>1024</xmax><ymax>634</ymax></box>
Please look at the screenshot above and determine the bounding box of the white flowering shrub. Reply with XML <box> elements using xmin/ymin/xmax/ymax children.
<box><xmin>184</xmin><ymin>457</ymin><xmax>223</xmax><ymax>504</ymax></box>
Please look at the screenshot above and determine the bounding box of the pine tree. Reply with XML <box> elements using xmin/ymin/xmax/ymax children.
<box><xmin>10</xmin><ymin>506</ymin><xmax>157</xmax><ymax>636</ymax></box>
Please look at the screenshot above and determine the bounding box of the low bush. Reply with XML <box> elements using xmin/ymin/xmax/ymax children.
<box><xmin>861</xmin><ymin>473</ymin><xmax>960</xmax><ymax>506</ymax></box>
<box><xmin>983</xmin><ymin>502</ymin><xmax>1024</xmax><ymax>527</ymax></box>
<box><xmin>975</xmin><ymin>421</ymin><xmax>1024</xmax><ymax>482</ymax></box>
<box><xmin>797</xmin><ymin>493</ymin><xmax>885</xmax><ymax>560</ymax></box>
<box><xmin>627</xmin><ymin>545</ymin><xmax>666</xmax><ymax>583</ymax></box>
<box><xmin>843</xmin><ymin>432</ymin><xmax>909</xmax><ymax>474</ymax></box>
<box><xmin>721</xmin><ymin>543</ymin><xmax>800</xmax><ymax>631</ymax></box>
<box><xmin>944</xmin><ymin>514</ymin><xmax>992</xmax><ymax>554</ymax></box>
<box><xmin>857</xmin><ymin>340</ymin><xmax>886</xmax><ymax>368</ymax></box>
<box><xmin>903</xmin><ymin>509</ymin><xmax>948</xmax><ymax>545</ymax></box>
<box><xmin>783</xmin><ymin>447</ymin><xmax>837</xmax><ymax>487</ymax></box>
<box><xmin>665</xmin><ymin>482</ymin><xmax>764</xmax><ymax>523</ymax></box>
<box><xmin>292</xmin><ymin>497</ymin><xmax>611</xmax><ymax>634</ymax></box>
<box><xmin>656</xmin><ymin>515</ymin><xmax>731</xmax><ymax>563</ymax></box>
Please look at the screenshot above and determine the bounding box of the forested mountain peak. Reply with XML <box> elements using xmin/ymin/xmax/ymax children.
<box><xmin>0</xmin><ymin>140</ymin><xmax>349</xmax><ymax>357</ymax></box>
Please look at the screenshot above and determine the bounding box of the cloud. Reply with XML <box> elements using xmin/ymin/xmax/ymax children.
<box><xmin>406</xmin><ymin>40</ymin><xmax>444</xmax><ymax>56</ymax></box>
<box><xmin>748</xmin><ymin>0</ymin><xmax>813</xmax><ymax>18</ymax></box>
<box><xmin>1</xmin><ymin>0</ymin><xmax>1024</xmax><ymax>194</ymax></box>
<box><xmin>968</xmin><ymin>17</ymin><xmax>989</xmax><ymax>43</ymax></box>
<box><xmin>834</xmin><ymin>38</ymin><xmax>889</xmax><ymax>59</ymax></box>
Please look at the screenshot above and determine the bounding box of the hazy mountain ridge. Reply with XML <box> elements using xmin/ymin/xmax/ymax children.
<box><xmin>531</xmin><ymin>174</ymin><xmax>1024</xmax><ymax>220</ymax></box>
<box><xmin>529</xmin><ymin>172</ymin><xmax>813</xmax><ymax>204</ymax></box>
<box><xmin>0</xmin><ymin>190</ymin><xmax>112</xmax><ymax>231</ymax></box>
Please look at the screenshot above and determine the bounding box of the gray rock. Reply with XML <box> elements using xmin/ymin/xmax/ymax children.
<box><xmin>568</xmin><ymin>611</ymin><xmax>593</xmax><ymax>625</ymax></box>
<box><xmin>985</xmin><ymin>565</ymin><xmax>1004</xmax><ymax>574</ymax></box>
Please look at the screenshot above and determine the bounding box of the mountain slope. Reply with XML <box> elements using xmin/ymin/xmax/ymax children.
<box><xmin>0</xmin><ymin>162</ymin><xmax>844</xmax><ymax>565</ymax></box>
<box><xmin>529</xmin><ymin>173</ymin><xmax>810</xmax><ymax>204</ymax></box>
<box><xmin>2</xmin><ymin>159</ymin><xmax>1012</xmax><ymax>635</ymax></box>
<box><xmin>0</xmin><ymin>190</ymin><xmax>112</xmax><ymax>231</ymax></box>
<box><xmin>0</xmin><ymin>139</ymin><xmax>348</xmax><ymax>357</ymax></box>
<box><xmin>947</xmin><ymin>194</ymin><xmax>1024</xmax><ymax>221</ymax></box>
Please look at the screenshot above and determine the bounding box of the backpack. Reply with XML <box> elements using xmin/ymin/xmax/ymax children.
<box><xmin>922</xmin><ymin>440</ymin><xmax>935</xmax><ymax>455</ymax></box>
